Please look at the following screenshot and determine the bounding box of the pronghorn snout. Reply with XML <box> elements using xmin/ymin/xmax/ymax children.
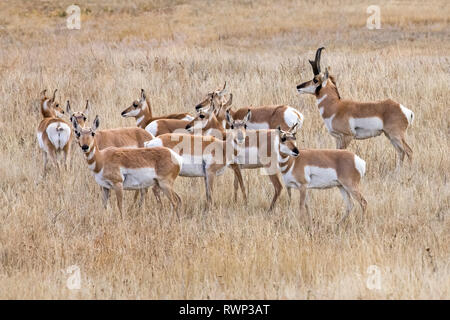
<box><xmin>81</xmin><ymin>145</ymin><xmax>89</xmax><ymax>152</ymax></box>
<box><xmin>292</xmin><ymin>147</ymin><xmax>300</xmax><ymax>157</ymax></box>
<box><xmin>199</xmin><ymin>114</ymin><xmax>205</xmax><ymax>119</ymax></box>
<box><xmin>121</xmin><ymin>111</ymin><xmax>126</xmax><ymax>117</ymax></box>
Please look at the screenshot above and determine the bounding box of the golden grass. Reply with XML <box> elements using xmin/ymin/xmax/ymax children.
<box><xmin>0</xmin><ymin>0</ymin><xmax>449</xmax><ymax>299</ymax></box>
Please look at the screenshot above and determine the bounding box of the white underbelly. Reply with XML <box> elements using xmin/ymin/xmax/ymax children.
<box><xmin>304</xmin><ymin>166</ymin><xmax>340</xmax><ymax>189</ymax></box>
<box><xmin>349</xmin><ymin>117</ymin><xmax>384</xmax><ymax>139</ymax></box>
<box><xmin>234</xmin><ymin>146</ymin><xmax>265</xmax><ymax>166</ymax></box>
<box><xmin>94</xmin><ymin>169</ymin><xmax>112</xmax><ymax>189</ymax></box>
<box><xmin>282</xmin><ymin>166</ymin><xmax>300</xmax><ymax>188</ymax></box>
<box><xmin>120</xmin><ymin>167</ymin><xmax>157</xmax><ymax>189</ymax></box>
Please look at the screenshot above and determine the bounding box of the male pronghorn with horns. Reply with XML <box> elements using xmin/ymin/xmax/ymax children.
<box><xmin>297</xmin><ymin>47</ymin><xmax>414</xmax><ymax>171</ymax></box>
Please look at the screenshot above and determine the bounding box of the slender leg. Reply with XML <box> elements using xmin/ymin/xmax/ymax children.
<box><xmin>335</xmin><ymin>137</ymin><xmax>342</xmax><ymax>149</ymax></box>
<box><xmin>287</xmin><ymin>187</ymin><xmax>292</xmax><ymax>203</ymax></box>
<box><xmin>268</xmin><ymin>174</ymin><xmax>283</xmax><ymax>211</ymax></box>
<box><xmin>388</xmin><ymin>136</ymin><xmax>406</xmax><ymax>172</ymax></box>
<box><xmin>102</xmin><ymin>187</ymin><xmax>110</xmax><ymax>209</ymax></box>
<box><xmin>299</xmin><ymin>185</ymin><xmax>312</xmax><ymax>227</ymax></box>
<box><xmin>340</xmin><ymin>135</ymin><xmax>353</xmax><ymax>149</ymax></box>
<box><xmin>230</xmin><ymin>164</ymin><xmax>247</xmax><ymax>203</ymax></box>
<box><xmin>402</xmin><ymin>137</ymin><xmax>413</xmax><ymax>163</ymax></box>
<box><xmin>63</xmin><ymin>143</ymin><xmax>71</xmax><ymax>171</ymax></box>
<box><xmin>42</xmin><ymin>152</ymin><xmax>48</xmax><ymax>178</ymax></box>
<box><xmin>158</xmin><ymin>180</ymin><xmax>181</xmax><ymax>218</ymax></box>
<box><xmin>152</xmin><ymin>185</ymin><xmax>163</xmax><ymax>207</ymax></box>
<box><xmin>48</xmin><ymin>147</ymin><xmax>60</xmax><ymax>173</ymax></box>
<box><xmin>112</xmin><ymin>182</ymin><xmax>124</xmax><ymax>217</ymax></box>
<box><xmin>348</xmin><ymin>188</ymin><xmax>367</xmax><ymax>218</ymax></box>
<box><xmin>337</xmin><ymin>186</ymin><xmax>353</xmax><ymax>225</ymax></box>
<box><xmin>139</xmin><ymin>188</ymin><xmax>148</xmax><ymax>208</ymax></box>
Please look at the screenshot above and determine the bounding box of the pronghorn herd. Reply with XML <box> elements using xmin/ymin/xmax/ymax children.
<box><xmin>36</xmin><ymin>48</ymin><xmax>414</xmax><ymax>224</ymax></box>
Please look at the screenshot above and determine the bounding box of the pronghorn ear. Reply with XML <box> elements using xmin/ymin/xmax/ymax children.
<box><xmin>243</xmin><ymin>109</ymin><xmax>252</xmax><ymax>123</ymax></box>
<box><xmin>92</xmin><ymin>115</ymin><xmax>100</xmax><ymax>132</ymax></box>
<box><xmin>218</xmin><ymin>81</ymin><xmax>227</xmax><ymax>97</ymax></box>
<box><xmin>322</xmin><ymin>67</ymin><xmax>330</xmax><ymax>87</ymax></box>
<box><xmin>225</xmin><ymin>108</ymin><xmax>233</xmax><ymax>124</ymax></box>
<box><xmin>41</xmin><ymin>89</ymin><xmax>47</xmax><ymax>99</ymax></box>
<box><xmin>71</xmin><ymin>117</ymin><xmax>81</xmax><ymax>136</ymax></box>
<box><xmin>84</xmin><ymin>100</ymin><xmax>90</xmax><ymax>116</ymax></box>
<box><xmin>140</xmin><ymin>89</ymin><xmax>146</xmax><ymax>101</ymax></box>
<box><xmin>66</xmin><ymin>100</ymin><xmax>73</xmax><ymax>116</ymax></box>
<box><xmin>277</xmin><ymin>125</ymin><xmax>282</xmax><ymax>133</ymax></box>
<box><xmin>224</xmin><ymin>93</ymin><xmax>233</xmax><ymax>108</ymax></box>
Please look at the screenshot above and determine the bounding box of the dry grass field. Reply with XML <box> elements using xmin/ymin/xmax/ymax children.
<box><xmin>0</xmin><ymin>0</ymin><xmax>449</xmax><ymax>299</ymax></box>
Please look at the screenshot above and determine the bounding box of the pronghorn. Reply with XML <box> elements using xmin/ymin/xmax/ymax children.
<box><xmin>195</xmin><ymin>82</ymin><xmax>304</xmax><ymax>131</ymax></box>
<box><xmin>146</xmin><ymin>94</ymin><xmax>233</xmax><ymax>137</ymax></box>
<box><xmin>68</xmin><ymin>100</ymin><xmax>161</xmax><ymax>206</ymax></box>
<box><xmin>66</xmin><ymin>99</ymin><xmax>90</xmax><ymax>128</ymax></box>
<box><xmin>72</xmin><ymin>116</ymin><xmax>182</xmax><ymax>217</ymax></box>
<box><xmin>36</xmin><ymin>89</ymin><xmax>73</xmax><ymax>177</ymax></box>
<box><xmin>121</xmin><ymin>89</ymin><xmax>193</xmax><ymax>130</ymax></box>
<box><xmin>144</xmin><ymin>112</ymin><xmax>251</xmax><ymax>209</ymax></box>
<box><xmin>187</xmin><ymin>106</ymin><xmax>288</xmax><ymax>210</ymax></box>
<box><xmin>297</xmin><ymin>47</ymin><xmax>414</xmax><ymax>170</ymax></box>
<box><xmin>276</xmin><ymin>126</ymin><xmax>367</xmax><ymax>224</ymax></box>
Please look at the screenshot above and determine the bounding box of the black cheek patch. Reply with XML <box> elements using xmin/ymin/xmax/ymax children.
<box><xmin>315</xmin><ymin>84</ymin><xmax>322</xmax><ymax>95</ymax></box>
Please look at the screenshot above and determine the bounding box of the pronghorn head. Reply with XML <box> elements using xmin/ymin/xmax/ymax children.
<box><xmin>185</xmin><ymin>102</ymin><xmax>216</xmax><ymax>133</ymax></box>
<box><xmin>121</xmin><ymin>89</ymin><xmax>148</xmax><ymax>118</ymax></box>
<box><xmin>66</xmin><ymin>100</ymin><xmax>89</xmax><ymax>127</ymax></box>
<box><xmin>278</xmin><ymin>124</ymin><xmax>300</xmax><ymax>157</ymax></box>
<box><xmin>297</xmin><ymin>47</ymin><xmax>330</xmax><ymax>95</ymax></box>
<box><xmin>226</xmin><ymin>108</ymin><xmax>251</xmax><ymax>145</ymax></box>
<box><xmin>40</xmin><ymin>89</ymin><xmax>65</xmax><ymax>117</ymax></box>
<box><xmin>194</xmin><ymin>82</ymin><xmax>232</xmax><ymax>115</ymax></box>
<box><xmin>72</xmin><ymin>115</ymin><xmax>99</xmax><ymax>153</ymax></box>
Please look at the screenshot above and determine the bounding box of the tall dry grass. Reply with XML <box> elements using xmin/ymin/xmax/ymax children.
<box><xmin>0</xmin><ymin>0</ymin><xmax>448</xmax><ymax>299</ymax></box>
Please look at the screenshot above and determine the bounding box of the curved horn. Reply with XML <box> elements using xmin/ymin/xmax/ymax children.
<box><xmin>84</xmin><ymin>100</ymin><xmax>90</xmax><ymax>115</ymax></box>
<box><xmin>50</xmin><ymin>89</ymin><xmax>57</xmax><ymax>102</ymax></box>
<box><xmin>315</xmin><ymin>47</ymin><xmax>325</xmax><ymax>74</ymax></box>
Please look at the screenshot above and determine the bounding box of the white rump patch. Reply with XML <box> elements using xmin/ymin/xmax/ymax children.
<box><xmin>46</xmin><ymin>122</ymin><xmax>71</xmax><ymax>150</ymax></box>
<box><xmin>354</xmin><ymin>154</ymin><xmax>366</xmax><ymax>178</ymax></box>
<box><xmin>349</xmin><ymin>117</ymin><xmax>384</xmax><ymax>139</ymax></box>
<box><xmin>304</xmin><ymin>166</ymin><xmax>339</xmax><ymax>189</ymax></box>
<box><xmin>145</xmin><ymin>120</ymin><xmax>159</xmax><ymax>136</ymax></box>
<box><xmin>399</xmin><ymin>104</ymin><xmax>414</xmax><ymax>125</ymax></box>
<box><xmin>182</xmin><ymin>115</ymin><xmax>194</xmax><ymax>121</ymax></box>
<box><xmin>284</xmin><ymin>107</ymin><xmax>304</xmax><ymax>129</ymax></box>
<box><xmin>247</xmin><ymin>122</ymin><xmax>270</xmax><ymax>130</ymax></box>
<box><xmin>144</xmin><ymin>138</ymin><xmax>162</xmax><ymax>148</ymax></box>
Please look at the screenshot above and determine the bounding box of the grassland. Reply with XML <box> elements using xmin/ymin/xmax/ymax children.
<box><xmin>0</xmin><ymin>0</ymin><xmax>448</xmax><ymax>299</ymax></box>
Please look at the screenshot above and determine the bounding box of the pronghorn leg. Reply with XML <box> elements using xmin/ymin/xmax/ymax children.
<box><xmin>402</xmin><ymin>137</ymin><xmax>413</xmax><ymax>163</ymax></box>
<box><xmin>112</xmin><ymin>182</ymin><xmax>124</xmax><ymax>217</ymax></box>
<box><xmin>299</xmin><ymin>185</ymin><xmax>312</xmax><ymax>227</ymax></box>
<box><xmin>205</xmin><ymin>171</ymin><xmax>216</xmax><ymax>209</ymax></box>
<box><xmin>102</xmin><ymin>187</ymin><xmax>110</xmax><ymax>209</ymax></box>
<box><xmin>230</xmin><ymin>164</ymin><xmax>247</xmax><ymax>203</ymax></box>
<box><xmin>132</xmin><ymin>190</ymin><xmax>140</xmax><ymax>205</ymax></box>
<box><xmin>348</xmin><ymin>188</ymin><xmax>367</xmax><ymax>219</ymax></box>
<box><xmin>63</xmin><ymin>142</ymin><xmax>71</xmax><ymax>171</ymax></box>
<box><xmin>152</xmin><ymin>185</ymin><xmax>163</xmax><ymax>207</ymax></box>
<box><xmin>268</xmin><ymin>174</ymin><xmax>283</xmax><ymax>211</ymax></box>
<box><xmin>158</xmin><ymin>180</ymin><xmax>181</xmax><ymax>218</ymax></box>
<box><xmin>337</xmin><ymin>186</ymin><xmax>353</xmax><ymax>225</ymax></box>
<box><xmin>42</xmin><ymin>152</ymin><xmax>48</xmax><ymax>178</ymax></box>
<box><xmin>287</xmin><ymin>187</ymin><xmax>292</xmax><ymax>203</ymax></box>
<box><xmin>48</xmin><ymin>147</ymin><xmax>60</xmax><ymax>173</ymax></box>
<box><xmin>138</xmin><ymin>188</ymin><xmax>148</xmax><ymax>208</ymax></box>
<box><xmin>388</xmin><ymin>136</ymin><xmax>406</xmax><ymax>171</ymax></box>
<box><xmin>340</xmin><ymin>135</ymin><xmax>353</xmax><ymax>149</ymax></box>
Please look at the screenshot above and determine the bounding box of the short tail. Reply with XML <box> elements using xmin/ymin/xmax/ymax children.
<box><xmin>354</xmin><ymin>154</ymin><xmax>366</xmax><ymax>178</ymax></box>
<box><xmin>400</xmin><ymin>104</ymin><xmax>414</xmax><ymax>125</ymax></box>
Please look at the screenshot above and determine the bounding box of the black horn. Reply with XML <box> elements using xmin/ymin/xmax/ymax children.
<box><xmin>309</xmin><ymin>47</ymin><xmax>325</xmax><ymax>75</ymax></box>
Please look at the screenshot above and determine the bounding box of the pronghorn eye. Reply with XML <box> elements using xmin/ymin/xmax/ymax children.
<box><xmin>133</xmin><ymin>103</ymin><xmax>138</xmax><ymax>108</ymax></box>
<box><xmin>83</xmin><ymin>116</ymin><xmax>87</xmax><ymax>121</ymax></box>
<box><xmin>244</xmin><ymin>124</ymin><xmax>247</xmax><ymax>129</ymax></box>
<box><xmin>313</xmin><ymin>79</ymin><xmax>318</xmax><ymax>84</ymax></box>
<box><xmin>76</xmin><ymin>132</ymin><xmax>80</xmax><ymax>138</ymax></box>
<box><xmin>91</xmin><ymin>132</ymin><xmax>95</xmax><ymax>137</ymax></box>
<box><xmin>231</xmin><ymin>125</ymin><xmax>234</xmax><ymax>129</ymax></box>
